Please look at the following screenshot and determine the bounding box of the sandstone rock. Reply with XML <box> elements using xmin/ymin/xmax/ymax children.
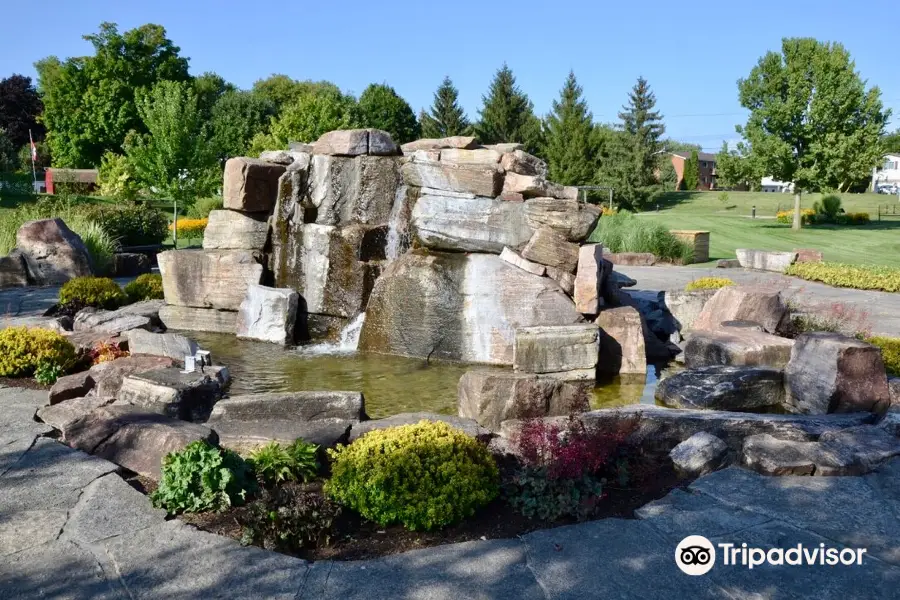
<box><xmin>513</xmin><ymin>324</ymin><xmax>599</xmax><ymax>375</ymax></box>
<box><xmin>716</xmin><ymin>258</ymin><xmax>741</xmax><ymax>268</ymax></box>
<box><xmin>503</xmin><ymin>173</ymin><xmax>576</xmax><ymax>200</ymax></box>
<box><xmin>605</xmin><ymin>252</ymin><xmax>657</xmax><ymax>266</ymax></box>
<box><xmin>736</xmin><ymin>249</ymin><xmax>797</xmax><ymax>273</ymax></box>
<box><xmin>115</xmin><ymin>300</ymin><xmax>166</xmax><ymax>325</ymax></box>
<box><xmin>15</xmin><ymin>218</ymin><xmax>93</xmax><ymax>285</ymax></box>
<box><xmin>72</xmin><ymin>307</ymin><xmax>152</xmax><ymax>335</ymax></box>
<box><xmin>596</xmin><ymin>306</ymin><xmax>647</xmax><ymax>375</ymax></box>
<box><xmin>158</xmin><ymin>250</ymin><xmax>262</xmax><ymax>311</ymax></box>
<box><xmin>208</xmin><ymin>391</ymin><xmax>365</xmax><ymax>422</ymax></box>
<box><xmin>211</xmin><ymin>419</ymin><xmax>351</xmax><ymax>452</ymax></box>
<box><xmin>365</xmin><ymin>129</ymin><xmax>400</xmax><ymax>156</ymax></box>
<box><xmin>683</xmin><ymin>328</ymin><xmax>794</xmax><ymax>369</ymax></box>
<box><xmin>486</xmin><ymin>142</ymin><xmax>525</xmax><ymax>153</ymax></box>
<box><xmin>742</xmin><ymin>433</ymin><xmax>854</xmax><ymax>476</ymax></box>
<box><xmin>307</xmin><ymin>154</ymin><xmax>401</xmax><ymax>226</ymax></box>
<box><xmin>499</xmin><ymin>247</ymin><xmax>545</xmax><ymax>276</ymax></box>
<box><xmin>656</xmin><ymin>365</ymin><xmax>785</xmax><ymax>411</ymax></box>
<box><xmin>665</xmin><ymin>289</ymin><xmax>717</xmax><ymax>333</ymax></box>
<box><xmin>521</xmin><ymin>227</ymin><xmax>579</xmax><ymax>272</ymax></box>
<box><xmin>258</xmin><ymin>150</ymin><xmax>294</xmax><ymax>165</ymax></box>
<box><xmin>236</xmin><ymin>284</ymin><xmax>299</xmax><ymax>345</ymax></box>
<box><xmin>313</xmin><ymin>129</ymin><xmax>398</xmax><ymax>156</ymax></box>
<box><xmin>202</xmin><ymin>210</ymin><xmax>270</xmax><ymax>250</ymax></box>
<box><xmin>818</xmin><ymin>426</ymin><xmax>900</xmax><ymax>472</ymax></box>
<box><xmin>412</xmin><ymin>195</ymin><xmax>531</xmax><ymax>253</ymax></box>
<box><xmin>439</xmin><ymin>148</ymin><xmax>501</xmax><ymax>165</ymax></box>
<box><xmin>794</xmin><ymin>248</ymin><xmax>823</xmax><ymax>263</ymax></box>
<box><xmin>0</xmin><ymin>250</ymin><xmax>28</xmax><ymax>287</ymax></box>
<box><xmin>349</xmin><ymin>412</ymin><xmax>491</xmax><ymax>443</ymax></box>
<box><xmin>419</xmin><ymin>187</ymin><xmax>475</xmax><ymax>199</ymax></box>
<box><xmin>458</xmin><ymin>370</ymin><xmax>592</xmax><ymax>430</ymax></box>
<box><xmin>112</xmin><ymin>253</ymin><xmax>151</xmax><ymax>277</ymax></box>
<box><xmin>88</xmin><ymin>355</ymin><xmax>178</xmax><ymax>398</ymax></box>
<box><xmin>157</xmin><ymin>305</ymin><xmax>237</xmax><ymax>334</ymax></box>
<box><xmin>360</xmin><ymin>252</ymin><xmax>582</xmax><ymax>364</ymax></box>
<box><xmin>499</xmin><ymin>150</ymin><xmax>548</xmax><ymax>177</ymax></box>
<box><xmin>669</xmin><ymin>432</ymin><xmax>728</xmax><ymax>476</ymax></box>
<box><xmin>692</xmin><ymin>286</ymin><xmax>787</xmax><ymax>334</ymax></box>
<box><xmin>37</xmin><ymin>396</ymin><xmax>115</xmax><ymax>432</ymax></box>
<box><xmin>117</xmin><ymin>367</ymin><xmax>225</xmax><ymax>422</ymax></box>
<box><xmin>48</xmin><ymin>372</ymin><xmax>95</xmax><ymax>405</ymax></box>
<box><xmin>400</xmin><ymin>160</ymin><xmax>503</xmax><ymax>197</ymax></box>
<box><xmin>785</xmin><ymin>332</ymin><xmax>891</xmax><ymax>414</ymax></box>
<box><xmin>498</xmin><ymin>191</ymin><xmax>525</xmax><ymax>202</ymax></box>
<box><xmin>524</xmin><ymin>198</ymin><xmax>600</xmax><ymax>242</ymax></box>
<box><xmin>223</xmin><ymin>157</ymin><xmax>286</xmax><ymax>213</ymax></box>
<box><xmin>64</xmin><ymin>405</ymin><xmax>218</xmax><ymax>479</ymax></box>
<box><xmin>126</xmin><ymin>330</ymin><xmax>198</xmax><ymax>361</ymax></box>
<box><xmin>545</xmin><ymin>266</ymin><xmax>575</xmax><ymax>295</ymax></box>
<box><xmin>63</xmin><ymin>330</ymin><xmax>122</xmax><ymax>354</ymax></box>
<box><xmin>401</xmin><ymin>136</ymin><xmax>479</xmax><ymax>152</ymax></box>
<box><xmin>574</xmin><ymin>244</ymin><xmax>603</xmax><ymax>314</ymax></box>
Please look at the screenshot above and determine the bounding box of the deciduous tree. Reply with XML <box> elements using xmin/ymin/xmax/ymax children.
<box><xmin>420</xmin><ymin>77</ymin><xmax>470</xmax><ymax>138</ymax></box>
<box><xmin>475</xmin><ymin>64</ymin><xmax>542</xmax><ymax>154</ymax></box>
<box><xmin>210</xmin><ymin>90</ymin><xmax>274</xmax><ymax>160</ymax></box>
<box><xmin>0</xmin><ymin>75</ymin><xmax>44</xmax><ymax>148</ymax></box>
<box><xmin>715</xmin><ymin>141</ymin><xmax>759</xmax><ymax>190</ymax></box>
<box><xmin>543</xmin><ymin>71</ymin><xmax>596</xmax><ymax>186</ymax></box>
<box><xmin>358</xmin><ymin>83</ymin><xmax>420</xmax><ymax>144</ymax></box>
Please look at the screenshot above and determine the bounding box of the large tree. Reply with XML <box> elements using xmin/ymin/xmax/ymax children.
<box><xmin>358</xmin><ymin>83</ymin><xmax>420</xmax><ymax>144</ymax></box>
<box><xmin>737</xmin><ymin>38</ymin><xmax>889</xmax><ymax>229</ymax></box>
<box><xmin>37</xmin><ymin>22</ymin><xmax>190</xmax><ymax>168</ymax></box>
<box><xmin>0</xmin><ymin>128</ymin><xmax>17</xmax><ymax>172</ymax></box>
<box><xmin>475</xmin><ymin>64</ymin><xmax>542</xmax><ymax>154</ymax></box>
<box><xmin>420</xmin><ymin>76</ymin><xmax>470</xmax><ymax>138</ymax></box>
<box><xmin>883</xmin><ymin>129</ymin><xmax>900</xmax><ymax>155</ymax></box>
<box><xmin>0</xmin><ymin>75</ymin><xmax>44</xmax><ymax>148</ymax></box>
<box><xmin>597</xmin><ymin>77</ymin><xmax>665</xmax><ymax>209</ymax></box>
<box><xmin>251</xmin><ymin>75</ymin><xmax>341</xmax><ymax>114</ymax></box>
<box><xmin>209</xmin><ymin>90</ymin><xmax>274</xmax><ymax>160</ymax></box>
<box><xmin>542</xmin><ymin>71</ymin><xmax>596</xmax><ymax>186</ymax></box>
<box><xmin>125</xmin><ymin>80</ymin><xmax>217</xmax><ymax>205</ymax></box>
<box><xmin>194</xmin><ymin>72</ymin><xmax>234</xmax><ymax>122</ymax></box>
<box><xmin>252</xmin><ymin>86</ymin><xmax>360</xmax><ymax>152</ymax></box>
<box><xmin>715</xmin><ymin>141</ymin><xmax>759</xmax><ymax>190</ymax></box>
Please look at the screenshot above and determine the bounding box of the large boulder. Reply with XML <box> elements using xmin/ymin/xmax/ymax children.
<box><xmin>15</xmin><ymin>218</ymin><xmax>93</xmax><ymax>285</ymax></box>
<box><xmin>64</xmin><ymin>404</ymin><xmax>217</xmax><ymax>480</ymax></box>
<box><xmin>88</xmin><ymin>355</ymin><xmax>178</xmax><ymax>398</ymax></box>
<box><xmin>499</xmin><ymin>150</ymin><xmax>548</xmax><ymax>177</ymax></box>
<box><xmin>48</xmin><ymin>372</ymin><xmax>95</xmax><ymax>405</ymax></box>
<box><xmin>158</xmin><ymin>249</ymin><xmax>263</xmax><ymax>311</ymax></box>
<box><xmin>692</xmin><ymin>286</ymin><xmax>787</xmax><ymax>334</ymax></box>
<box><xmin>523</xmin><ymin>198</ymin><xmax>600</xmax><ymax>242</ymax></box>
<box><xmin>307</xmin><ymin>154</ymin><xmax>402</xmax><ymax>226</ymax></box>
<box><xmin>359</xmin><ymin>252</ymin><xmax>582</xmax><ymax>364</ymax></box>
<box><xmin>126</xmin><ymin>329</ymin><xmax>198</xmax><ymax>361</ymax></box>
<box><xmin>112</xmin><ymin>252</ymin><xmax>151</xmax><ymax>277</ymax></box>
<box><xmin>37</xmin><ymin>395</ymin><xmax>115</xmax><ymax>432</ymax></box>
<box><xmin>223</xmin><ymin>157</ymin><xmax>285</xmax><ymax>213</ymax></box>
<box><xmin>458</xmin><ymin>370</ymin><xmax>592</xmax><ymax>430</ymax></box>
<box><xmin>72</xmin><ymin>307</ymin><xmax>152</xmax><ymax>335</ymax></box>
<box><xmin>655</xmin><ymin>365</ymin><xmax>785</xmax><ymax>411</ymax></box>
<box><xmin>596</xmin><ymin>306</ymin><xmax>647</xmax><ymax>376</ymax></box>
<box><xmin>574</xmin><ymin>244</ymin><xmax>603</xmax><ymax>314</ymax></box>
<box><xmin>500</xmin><ymin>247</ymin><xmax>545</xmax><ymax>276</ymax></box>
<box><xmin>784</xmin><ymin>333</ymin><xmax>891</xmax><ymax>414</ymax></box>
<box><xmin>664</xmin><ymin>289</ymin><xmax>717</xmax><ymax>334</ymax></box>
<box><xmin>0</xmin><ymin>250</ymin><xmax>28</xmax><ymax>287</ymax></box>
<box><xmin>502</xmin><ymin>173</ymin><xmax>577</xmax><ymax>200</ymax></box>
<box><xmin>520</xmin><ymin>227</ymin><xmax>579</xmax><ymax>272</ymax></box>
<box><xmin>736</xmin><ymin>249</ymin><xmax>797</xmax><ymax>273</ymax></box>
<box><xmin>236</xmin><ymin>284</ymin><xmax>299</xmax><ymax>345</ymax></box>
<box><xmin>202</xmin><ymin>210</ymin><xmax>270</xmax><ymax>250</ymax></box>
<box><xmin>683</xmin><ymin>328</ymin><xmax>794</xmax><ymax>369</ymax></box>
<box><xmin>401</xmin><ymin>136</ymin><xmax>479</xmax><ymax>152</ymax></box>
<box><xmin>312</xmin><ymin>128</ymin><xmax>399</xmax><ymax>156</ymax></box>
<box><xmin>116</xmin><ymin>366</ymin><xmax>226</xmax><ymax>422</ymax></box>
<box><xmin>411</xmin><ymin>195</ymin><xmax>531</xmax><ymax>253</ymax></box>
<box><xmin>513</xmin><ymin>324</ymin><xmax>599</xmax><ymax>377</ymax></box>
<box><xmin>158</xmin><ymin>305</ymin><xmax>238</xmax><ymax>334</ymax></box>
<box><xmin>400</xmin><ymin>159</ymin><xmax>503</xmax><ymax>197</ymax></box>
<box><xmin>439</xmin><ymin>148</ymin><xmax>502</xmax><ymax>166</ymax></box>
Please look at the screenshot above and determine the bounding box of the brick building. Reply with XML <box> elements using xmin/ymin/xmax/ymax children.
<box><xmin>670</xmin><ymin>152</ymin><xmax>717</xmax><ymax>190</ymax></box>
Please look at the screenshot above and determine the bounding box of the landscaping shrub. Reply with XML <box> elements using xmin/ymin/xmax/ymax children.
<box><xmin>776</xmin><ymin>208</ymin><xmax>815</xmax><ymax>225</ymax></box>
<box><xmin>151</xmin><ymin>440</ymin><xmax>257</xmax><ymax>514</ymax></box>
<box><xmin>325</xmin><ymin>421</ymin><xmax>499</xmax><ymax>531</ymax></box>
<box><xmin>75</xmin><ymin>220</ymin><xmax>119</xmax><ymax>275</ymax></box>
<box><xmin>89</xmin><ymin>341</ymin><xmax>129</xmax><ymax>365</ymax></box>
<box><xmin>240</xmin><ymin>485</ymin><xmax>342</xmax><ymax>553</ymax></box>
<box><xmin>59</xmin><ymin>276</ymin><xmax>127</xmax><ymax>309</ymax></box>
<box><xmin>837</xmin><ymin>212</ymin><xmax>870</xmax><ymax>225</ymax></box>
<box><xmin>785</xmin><ymin>262</ymin><xmax>900</xmax><ymax>293</ymax></box>
<box><xmin>684</xmin><ymin>277</ymin><xmax>734</xmax><ymax>291</ymax></box>
<box><xmin>0</xmin><ymin>327</ymin><xmax>77</xmax><ymax>377</ymax></box>
<box><xmin>188</xmin><ymin>196</ymin><xmax>224</xmax><ymax>219</ymax></box>
<box><xmin>865</xmin><ymin>337</ymin><xmax>900</xmax><ymax>377</ymax></box>
<box><xmin>123</xmin><ymin>273</ymin><xmax>164</xmax><ymax>303</ymax></box>
<box><xmin>170</xmin><ymin>218</ymin><xmax>208</xmax><ymax>241</ymax></box>
<box><xmin>506</xmin><ymin>417</ymin><xmax>633</xmax><ymax>522</ymax></box>
<box><xmin>84</xmin><ymin>204</ymin><xmax>169</xmax><ymax>246</ymax></box>
<box><xmin>813</xmin><ymin>194</ymin><xmax>842</xmax><ymax>221</ymax></box>
<box><xmin>34</xmin><ymin>362</ymin><xmax>64</xmax><ymax>385</ymax></box>
<box><xmin>247</xmin><ymin>440</ymin><xmax>319</xmax><ymax>487</ymax></box>
<box><xmin>589</xmin><ymin>212</ymin><xmax>692</xmax><ymax>263</ymax></box>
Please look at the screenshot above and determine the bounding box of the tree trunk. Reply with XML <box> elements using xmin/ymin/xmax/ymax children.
<box><xmin>792</xmin><ymin>191</ymin><xmax>802</xmax><ymax>231</ymax></box>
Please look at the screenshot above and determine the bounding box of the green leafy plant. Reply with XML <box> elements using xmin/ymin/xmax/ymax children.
<box><xmin>589</xmin><ymin>212</ymin><xmax>693</xmax><ymax>263</ymax></box>
<box><xmin>865</xmin><ymin>337</ymin><xmax>900</xmax><ymax>376</ymax></box>
<box><xmin>150</xmin><ymin>440</ymin><xmax>257</xmax><ymax>514</ymax></box>
<box><xmin>33</xmin><ymin>362</ymin><xmax>63</xmax><ymax>385</ymax></box>
<box><xmin>84</xmin><ymin>203</ymin><xmax>169</xmax><ymax>246</ymax></box>
<box><xmin>123</xmin><ymin>273</ymin><xmax>164</xmax><ymax>303</ymax></box>
<box><xmin>813</xmin><ymin>194</ymin><xmax>843</xmax><ymax>222</ymax></box>
<box><xmin>685</xmin><ymin>277</ymin><xmax>734</xmax><ymax>291</ymax></box>
<box><xmin>717</xmin><ymin>191</ymin><xmax>730</xmax><ymax>204</ymax></box>
<box><xmin>240</xmin><ymin>485</ymin><xmax>342</xmax><ymax>552</ymax></box>
<box><xmin>785</xmin><ymin>262</ymin><xmax>900</xmax><ymax>293</ymax></box>
<box><xmin>287</xmin><ymin>439</ymin><xmax>320</xmax><ymax>482</ymax></box>
<box><xmin>0</xmin><ymin>327</ymin><xmax>77</xmax><ymax>377</ymax></box>
<box><xmin>248</xmin><ymin>441</ymin><xmax>302</xmax><ymax>486</ymax></box>
<box><xmin>187</xmin><ymin>196</ymin><xmax>224</xmax><ymax>219</ymax></box>
<box><xmin>325</xmin><ymin>420</ymin><xmax>499</xmax><ymax>531</ymax></box>
<box><xmin>59</xmin><ymin>276</ymin><xmax>127</xmax><ymax>309</ymax></box>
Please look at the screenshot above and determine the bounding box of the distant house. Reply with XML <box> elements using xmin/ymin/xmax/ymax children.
<box><xmin>670</xmin><ymin>152</ymin><xmax>717</xmax><ymax>190</ymax></box>
<box><xmin>45</xmin><ymin>168</ymin><xmax>99</xmax><ymax>195</ymax></box>
<box><xmin>872</xmin><ymin>154</ymin><xmax>900</xmax><ymax>192</ymax></box>
<box><xmin>760</xmin><ymin>177</ymin><xmax>794</xmax><ymax>193</ymax></box>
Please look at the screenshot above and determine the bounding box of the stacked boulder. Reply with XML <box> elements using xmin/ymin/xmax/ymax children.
<box><xmin>0</xmin><ymin>218</ymin><xmax>94</xmax><ymax>288</ymax></box>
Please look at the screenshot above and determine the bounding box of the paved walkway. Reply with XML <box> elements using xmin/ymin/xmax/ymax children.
<box><xmin>618</xmin><ymin>265</ymin><xmax>900</xmax><ymax>337</ymax></box>
<box><xmin>2</xmin><ymin>386</ymin><xmax>899</xmax><ymax>598</ymax></box>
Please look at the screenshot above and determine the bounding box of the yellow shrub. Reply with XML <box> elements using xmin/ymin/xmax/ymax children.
<box><xmin>325</xmin><ymin>421</ymin><xmax>499</xmax><ymax>531</ymax></box>
<box><xmin>0</xmin><ymin>327</ymin><xmax>77</xmax><ymax>377</ymax></box>
<box><xmin>600</xmin><ymin>206</ymin><xmax>618</xmax><ymax>216</ymax></box>
<box><xmin>839</xmin><ymin>212</ymin><xmax>870</xmax><ymax>225</ymax></box>
<box><xmin>59</xmin><ymin>276</ymin><xmax>127</xmax><ymax>309</ymax></box>
<box><xmin>170</xmin><ymin>218</ymin><xmax>208</xmax><ymax>239</ymax></box>
<box><xmin>785</xmin><ymin>262</ymin><xmax>900</xmax><ymax>293</ymax></box>
<box><xmin>123</xmin><ymin>273</ymin><xmax>164</xmax><ymax>303</ymax></box>
<box><xmin>866</xmin><ymin>337</ymin><xmax>900</xmax><ymax>377</ymax></box>
<box><xmin>776</xmin><ymin>209</ymin><xmax>815</xmax><ymax>225</ymax></box>
<box><xmin>685</xmin><ymin>277</ymin><xmax>734</xmax><ymax>292</ymax></box>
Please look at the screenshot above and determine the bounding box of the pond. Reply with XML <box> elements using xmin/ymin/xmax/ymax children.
<box><xmin>188</xmin><ymin>332</ymin><xmax>665</xmax><ymax>419</ymax></box>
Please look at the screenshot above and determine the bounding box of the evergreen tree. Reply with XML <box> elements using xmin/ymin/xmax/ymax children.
<box><xmin>475</xmin><ymin>64</ymin><xmax>542</xmax><ymax>154</ymax></box>
<box><xmin>543</xmin><ymin>71</ymin><xmax>596</xmax><ymax>186</ymax></box>
<box><xmin>421</xmin><ymin>76</ymin><xmax>470</xmax><ymax>138</ymax></box>
<box><xmin>682</xmin><ymin>150</ymin><xmax>700</xmax><ymax>190</ymax></box>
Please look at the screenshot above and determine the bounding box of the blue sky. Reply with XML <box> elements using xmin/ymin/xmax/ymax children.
<box><xmin>3</xmin><ymin>0</ymin><xmax>898</xmax><ymax>151</ymax></box>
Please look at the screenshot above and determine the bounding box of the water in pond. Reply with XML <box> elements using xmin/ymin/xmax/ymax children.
<box><xmin>188</xmin><ymin>332</ymin><xmax>666</xmax><ymax>419</ymax></box>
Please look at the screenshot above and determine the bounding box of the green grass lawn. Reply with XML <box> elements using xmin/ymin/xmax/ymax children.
<box><xmin>637</xmin><ymin>191</ymin><xmax>900</xmax><ymax>267</ymax></box>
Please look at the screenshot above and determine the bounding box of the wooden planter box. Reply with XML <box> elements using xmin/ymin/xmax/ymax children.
<box><xmin>670</xmin><ymin>230</ymin><xmax>710</xmax><ymax>264</ymax></box>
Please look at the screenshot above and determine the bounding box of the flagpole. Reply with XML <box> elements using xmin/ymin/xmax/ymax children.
<box><xmin>28</xmin><ymin>129</ymin><xmax>37</xmax><ymax>187</ymax></box>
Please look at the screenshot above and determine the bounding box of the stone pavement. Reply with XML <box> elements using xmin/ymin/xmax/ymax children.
<box><xmin>618</xmin><ymin>265</ymin><xmax>900</xmax><ymax>338</ymax></box>
<box><xmin>2</xmin><ymin>384</ymin><xmax>900</xmax><ymax>599</ymax></box>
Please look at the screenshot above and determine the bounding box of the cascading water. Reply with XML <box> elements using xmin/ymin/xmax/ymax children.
<box><xmin>295</xmin><ymin>312</ymin><xmax>366</xmax><ymax>356</ymax></box>
<box><xmin>385</xmin><ymin>184</ymin><xmax>410</xmax><ymax>262</ymax></box>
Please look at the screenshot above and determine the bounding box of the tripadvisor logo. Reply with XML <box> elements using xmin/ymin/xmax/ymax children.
<box><xmin>675</xmin><ymin>535</ymin><xmax>868</xmax><ymax>575</ymax></box>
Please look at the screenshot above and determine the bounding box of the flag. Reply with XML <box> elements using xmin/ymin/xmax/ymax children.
<box><xmin>31</xmin><ymin>141</ymin><xmax>37</xmax><ymax>162</ymax></box>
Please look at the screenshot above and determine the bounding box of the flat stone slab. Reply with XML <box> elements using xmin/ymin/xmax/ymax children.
<box><xmin>636</xmin><ymin>488</ymin><xmax>771</xmax><ymax>542</ymax></box>
<box><xmin>349</xmin><ymin>412</ymin><xmax>491</xmax><ymax>442</ymax></box>
<box><xmin>211</xmin><ymin>418</ymin><xmax>352</xmax><ymax>452</ymax></box>
<box><xmin>88</xmin><ymin>355</ymin><xmax>177</xmax><ymax>398</ymax></box>
<box><xmin>117</xmin><ymin>366</ymin><xmax>225</xmax><ymax>422</ymax></box>
<box><xmin>73</xmin><ymin>307</ymin><xmax>152</xmax><ymax>335</ymax></box>
<box><xmin>0</xmin><ymin>510</ymin><xmax>68</xmax><ymax>557</ymax></box>
<box><xmin>37</xmin><ymin>396</ymin><xmax>116</xmax><ymax>431</ymax></box>
<box><xmin>742</xmin><ymin>433</ymin><xmax>857</xmax><ymax>476</ymax></box>
<box><xmin>208</xmin><ymin>391</ymin><xmax>365</xmax><ymax>422</ymax></box>
<box><xmin>513</xmin><ymin>324</ymin><xmax>599</xmax><ymax>374</ymax></box>
<box><xmin>126</xmin><ymin>329</ymin><xmax>198</xmax><ymax>361</ymax></box>
<box><xmin>684</xmin><ymin>328</ymin><xmax>794</xmax><ymax>369</ymax></box>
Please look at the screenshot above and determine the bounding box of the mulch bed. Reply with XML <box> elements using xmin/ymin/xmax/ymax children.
<box><xmin>0</xmin><ymin>376</ymin><xmax>50</xmax><ymax>391</ymax></box>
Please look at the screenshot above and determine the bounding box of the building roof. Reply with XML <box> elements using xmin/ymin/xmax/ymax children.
<box><xmin>672</xmin><ymin>151</ymin><xmax>718</xmax><ymax>162</ymax></box>
<box><xmin>46</xmin><ymin>168</ymin><xmax>99</xmax><ymax>183</ymax></box>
